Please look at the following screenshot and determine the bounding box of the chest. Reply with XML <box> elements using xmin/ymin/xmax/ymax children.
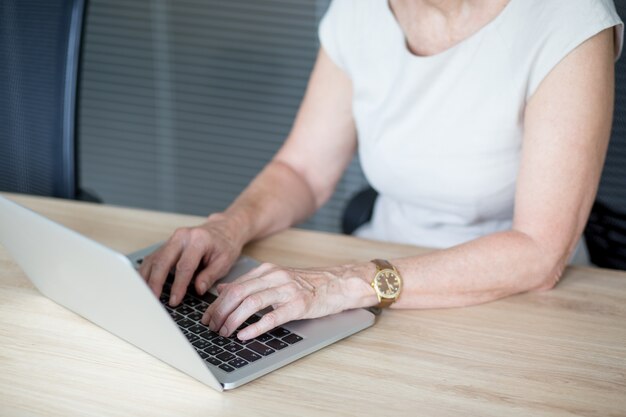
<box><xmin>388</xmin><ymin>0</ymin><xmax>511</xmax><ymax>56</ymax></box>
<box><xmin>351</xmin><ymin>19</ymin><xmax>528</xmax><ymax>208</ymax></box>
<box><xmin>388</xmin><ymin>0</ymin><xmax>510</xmax><ymax>56</ymax></box>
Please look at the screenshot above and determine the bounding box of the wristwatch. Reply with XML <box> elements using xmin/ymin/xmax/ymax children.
<box><xmin>370</xmin><ymin>259</ymin><xmax>403</xmax><ymax>309</ymax></box>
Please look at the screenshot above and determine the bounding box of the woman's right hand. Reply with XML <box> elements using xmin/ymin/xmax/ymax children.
<box><xmin>138</xmin><ymin>213</ymin><xmax>245</xmax><ymax>306</ymax></box>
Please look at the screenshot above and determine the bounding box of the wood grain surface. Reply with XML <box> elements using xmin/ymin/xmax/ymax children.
<box><xmin>1</xmin><ymin>193</ymin><xmax>625</xmax><ymax>417</ymax></box>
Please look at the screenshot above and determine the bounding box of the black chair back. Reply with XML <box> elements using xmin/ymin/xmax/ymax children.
<box><xmin>0</xmin><ymin>0</ymin><xmax>86</xmax><ymax>198</ymax></box>
<box><xmin>584</xmin><ymin>0</ymin><xmax>626</xmax><ymax>270</ymax></box>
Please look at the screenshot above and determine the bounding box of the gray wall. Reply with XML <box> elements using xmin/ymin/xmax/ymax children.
<box><xmin>78</xmin><ymin>0</ymin><xmax>368</xmax><ymax>232</ymax></box>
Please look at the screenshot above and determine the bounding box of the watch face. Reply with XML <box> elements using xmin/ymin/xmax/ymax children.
<box><xmin>374</xmin><ymin>270</ymin><xmax>401</xmax><ymax>298</ymax></box>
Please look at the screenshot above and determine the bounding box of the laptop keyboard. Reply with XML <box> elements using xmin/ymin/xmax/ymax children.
<box><xmin>159</xmin><ymin>278</ymin><xmax>303</xmax><ymax>373</ymax></box>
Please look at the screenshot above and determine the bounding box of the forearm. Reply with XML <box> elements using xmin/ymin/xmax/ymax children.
<box><xmin>211</xmin><ymin>159</ymin><xmax>317</xmax><ymax>247</ymax></box>
<box><xmin>342</xmin><ymin>230</ymin><xmax>567</xmax><ymax>311</ymax></box>
<box><xmin>390</xmin><ymin>230</ymin><xmax>565</xmax><ymax>309</ymax></box>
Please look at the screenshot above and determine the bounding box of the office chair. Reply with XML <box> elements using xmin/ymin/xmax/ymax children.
<box><xmin>0</xmin><ymin>0</ymin><xmax>88</xmax><ymax>200</ymax></box>
<box><xmin>584</xmin><ymin>1</ymin><xmax>626</xmax><ymax>270</ymax></box>
<box><xmin>342</xmin><ymin>186</ymin><xmax>378</xmax><ymax>235</ymax></box>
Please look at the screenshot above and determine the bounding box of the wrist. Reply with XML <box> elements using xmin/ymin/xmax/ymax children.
<box><xmin>337</xmin><ymin>262</ymin><xmax>379</xmax><ymax>309</ymax></box>
<box><xmin>205</xmin><ymin>211</ymin><xmax>250</xmax><ymax>249</ymax></box>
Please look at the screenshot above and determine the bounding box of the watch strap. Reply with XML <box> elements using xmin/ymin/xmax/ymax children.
<box><xmin>371</xmin><ymin>258</ymin><xmax>400</xmax><ymax>309</ymax></box>
<box><xmin>377</xmin><ymin>297</ymin><xmax>395</xmax><ymax>309</ymax></box>
<box><xmin>372</xmin><ymin>258</ymin><xmax>394</xmax><ymax>271</ymax></box>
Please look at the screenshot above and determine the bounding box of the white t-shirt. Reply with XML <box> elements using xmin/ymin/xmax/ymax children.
<box><xmin>319</xmin><ymin>0</ymin><xmax>624</xmax><ymax>248</ymax></box>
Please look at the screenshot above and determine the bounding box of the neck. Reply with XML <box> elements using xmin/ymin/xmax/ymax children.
<box><xmin>411</xmin><ymin>0</ymin><xmax>473</xmax><ymax>19</ymax></box>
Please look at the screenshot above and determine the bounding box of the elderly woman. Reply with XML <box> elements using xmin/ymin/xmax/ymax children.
<box><xmin>140</xmin><ymin>0</ymin><xmax>623</xmax><ymax>341</ymax></box>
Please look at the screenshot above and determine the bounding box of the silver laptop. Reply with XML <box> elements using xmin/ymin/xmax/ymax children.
<box><xmin>0</xmin><ymin>196</ymin><xmax>375</xmax><ymax>391</ymax></box>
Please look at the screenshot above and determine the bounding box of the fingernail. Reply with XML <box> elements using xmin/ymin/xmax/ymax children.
<box><xmin>169</xmin><ymin>294</ymin><xmax>178</xmax><ymax>306</ymax></box>
<box><xmin>219</xmin><ymin>327</ymin><xmax>228</xmax><ymax>337</ymax></box>
<box><xmin>209</xmin><ymin>320</ymin><xmax>216</xmax><ymax>331</ymax></box>
<box><xmin>198</xmin><ymin>282</ymin><xmax>207</xmax><ymax>294</ymax></box>
<box><xmin>237</xmin><ymin>330</ymin><xmax>249</xmax><ymax>341</ymax></box>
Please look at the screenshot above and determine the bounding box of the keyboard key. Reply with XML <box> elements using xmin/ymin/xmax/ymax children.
<box><xmin>228</xmin><ymin>358</ymin><xmax>248</xmax><ymax>369</ymax></box>
<box><xmin>187</xmin><ymin>311</ymin><xmax>203</xmax><ymax>322</ymax></box>
<box><xmin>193</xmin><ymin>339</ymin><xmax>212</xmax><ymax>350</ymax></box>
<box><xmin>224</xmin><ymin>343</ymin><xmax>244</xmax><ymax>353</ymax></box>
<box><xmin>198</xmin><ymin>330</ymin><xmax>219</xmax><ymax>341</ymax></box>
<box><xmin>176</xmin><ymin>318</ymin><xmax>195</xmax><ymax>328</ymax></box>
<box><xmin>213</xmin><ymin>337</ymin><xmax>230</xmax><ymax>346</ymax></box>
<box><xmin>185</xmin><ymin>333</ymin><xmax>200</xmax><ymax>344</ymax></box>
<box><xmin>198</xmin><ymin>351</ymin><xmax>210</xmax><ymax>360</ymax></box>
<box><xmin>206</xmin><ymin>356</ymin><xmax>221</xmax><ymax>366</ymax></box>
<box><xmin>188</xmin><ymin>324</ymin><xmax>208</xmax><ymax>334</ymax></box>
<box><xmin>247</xmin><ymin>341</ymin><xmax>275</xmax><ymax>356</ymax></box>
<box><xmin>168</xmin><ymin>311</ymin><xmax>183</xmax><ymax>322</ymax></box>
<box><xmin>219</xmin><ymin>364</ymin><xmax>235</xmax><ymax>373</ymax></box>
<box><xmin>236</xmin><ymin>349</ymin><xmax>261</xmax><ymax>363</ymax></box>
<box><xmin>255</xmin><ymin>333</ymin><xmax>272</xmax><ymax>343</ymax></box>
<box><xmin>204</xmin><ymin>346</ymin><xmax>224</xmax><ymax>356</ymax></box>
<box><xmin>266</xmin><ymin>338</ymin><xmax>288</xmax><ymax>350</ymax></box>
<box><xmin>175</xmin><ymin>305</ymin><xmax>196</xmax><ymax>316</ymax></box>
<box><xmin>216</xmin><ymin>351</ymin><xmax>235</xmax><ymax>362</ymax></box>
<box><xmin>283</xmin><ymin>333</ymin><xmax>303</xmax><ymax>345</ymax></box>
<box><xmin>195</xmin><ymin>301</ymin><xmax>210</xmax><ymax>312</ymax></box>
<box><xmin>184</xmin><ymin>296</ymin><xmax>203</xmax><ymax>308</ymax></box>
<box><xmin>269</xmin><ymin>327</ymin><xmax>291</xmax><ymax>338</ymax></box>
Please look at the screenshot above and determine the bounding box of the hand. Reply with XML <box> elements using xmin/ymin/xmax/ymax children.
<box><xmin>138</xmin><ymin>213</ymin><xmax>244</xmax><ymax>306</ymax></box>
<box><xmin>201</xmin><ymin>262</ymin><xmax>376</xmax><ymax>340</ymax></box>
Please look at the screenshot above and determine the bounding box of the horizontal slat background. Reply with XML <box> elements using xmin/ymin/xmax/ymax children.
<box><xmin>78</xmin><ymin>0</ymin><xmax>368</xmax><ymax>232</ymax></box>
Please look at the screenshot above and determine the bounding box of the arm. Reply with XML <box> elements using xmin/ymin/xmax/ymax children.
<box><xmin>391</xmin><ymin>27</ymin><xmax>615</xmax><ymax>308</ymax></box>
<box><xmin>139</xmin><ymin>48</ymin><xmax>357</xmax><ymax>304</ymax></box>
<box><xmin>204</xmin><ymin>28</ymin><xmax>615</xmax><ymax>339</ymax></box>
<box><xmin>222</xmin><ymin>48</ymin><xmax>357</xmax><ymax>244</ymax></box>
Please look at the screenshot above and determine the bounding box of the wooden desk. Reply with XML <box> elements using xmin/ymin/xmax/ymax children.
<box><xmin>1</xmin><ymin>194</ymin><xmax>625</xmax><ymax>416</ymax></box>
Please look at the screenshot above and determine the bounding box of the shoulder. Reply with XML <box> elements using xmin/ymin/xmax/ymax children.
<box><xmin>319</xmin><ymin>0</ymin><xmax>382</xmax><ymax>37</ymax></box>
<box><xmin>507</xmin><ymin>0</ymin><xmax>623</xmax><ymax>97</ymax></box>
<box><xmin>504</xmin><ymin>0</ymin><xmax>621</xmax><ymax>36</ymax></box>
<box><xmin>318</xmin><ymin>0</ymin><xmax>384</xmax><ymax>74</ymax></box>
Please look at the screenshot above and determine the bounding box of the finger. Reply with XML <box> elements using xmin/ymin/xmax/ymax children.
<box><xmin>201</xmin><ymin>261</ymin><xmax>277</xmax><ymax>300</ymax></box>
<box><xmin>233</xmin><ymin>262</ymin><xmax>278</xmax><ymax>284</ymax></box>
<box><xmin>216</xmin><ymin>286</ymin><xmax>293</xmax><ymax>337</ymax></box>
<box><xmin>201</xmin><ymin>279</ymin><xmax>270</xmax><ymax>332</ymax></box>
<box><xmin>215</xmin><ymin>283</ymin><xmax>227</xmax><ymax>294</ymax></box>
<box><xmin>145</xmin><ymin>242</ymin><xmax>183</xmax><ymax>297</ymax></box>
<box><xmin>169</xmin><ymin>242</ymin><xmax>206</xmax><ymax>306</ymax></box>
<box><xmin>202</xmin><ymin>270</ymin><xmax>291</xmax><ymax>332</ymax></box>
<box><xmin>237</xmin><ymin>306</ymin><xmax>296</xmax><ymax>341</ymax></box>
<box><xmin>138</xmin><ymin>254</ymin><xmax>153</xmax><ymax>281</ymax></box>
<box><xmin>193</xmin><ymin>252</ymin><xmax>232</xmax><ymax>295</ymax></box>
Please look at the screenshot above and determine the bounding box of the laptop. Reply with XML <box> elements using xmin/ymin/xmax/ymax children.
<box><xmin>0</xmin><ymin>196</ymin><xmax>375</xmax><ymax>391</ymax></box>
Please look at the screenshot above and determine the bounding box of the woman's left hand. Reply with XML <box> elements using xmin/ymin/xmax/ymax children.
<box><xmin>201</xmin><ymin>262</ymin><xmax>376</xmax><ymax>340</ymax></box>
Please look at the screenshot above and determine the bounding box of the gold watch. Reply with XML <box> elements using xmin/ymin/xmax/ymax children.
<box><xmin>370</xmin><ymin>259</ymin><xmax>403</xmax><ymax>308</ymax></box>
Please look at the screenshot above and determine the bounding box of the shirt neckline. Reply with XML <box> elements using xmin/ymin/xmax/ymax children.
<box><xmin>384</xmin><ymin>0</ymin><xmax>516</xmax><ymax>60</ymax></box>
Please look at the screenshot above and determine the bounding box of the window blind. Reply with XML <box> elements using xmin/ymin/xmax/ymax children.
<box><xmin>78</xmin><ymin>0</ymin><xmax>369</xmax><ymax>232</ymax></box>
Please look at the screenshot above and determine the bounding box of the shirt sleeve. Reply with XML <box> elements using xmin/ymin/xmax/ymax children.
<box><xmin>318</xmin><ymin>0</ymin><xmax>352</xmax><ymax>74</ymax></box>
<box><xmin>526</xmin><ymin>0</ymin><xmax>623</xmax><ymax>98</ymax></box>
